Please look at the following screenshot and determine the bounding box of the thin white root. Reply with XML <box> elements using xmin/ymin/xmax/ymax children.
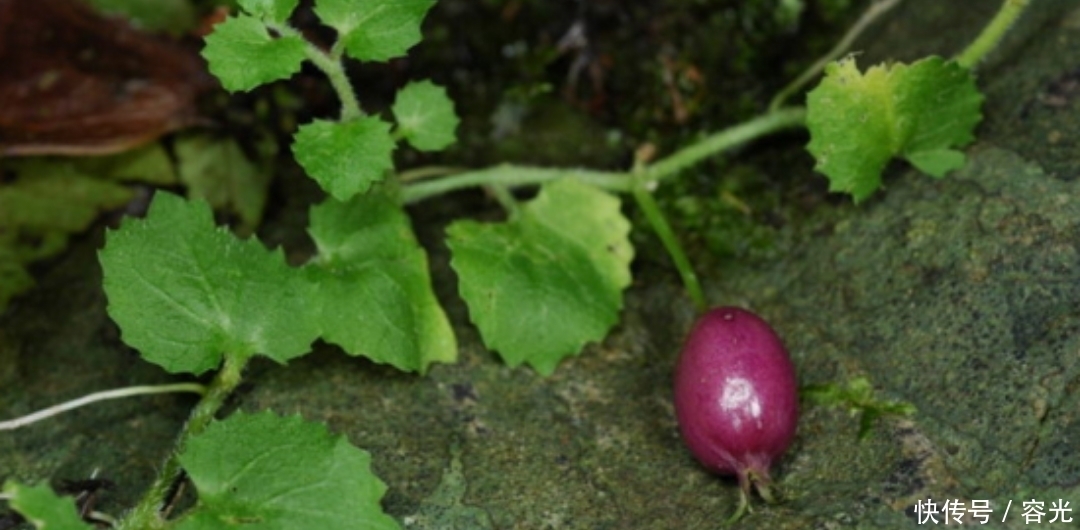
<box><xmin>768</xmin><ymin>0</ymin><xmax>904</xmax><ymax>111</ymax></box>
<box><xmin>86</xmin><ymin>510</ymin><xmax>119</xmax><ymax>527</ymax></box>
<box><xmin>0</xmin><ymin>383</ymin><xmax>206</xmax><ymax>431</ymax></box>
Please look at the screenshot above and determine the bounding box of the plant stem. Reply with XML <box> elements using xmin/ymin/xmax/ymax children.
<box><xmin>306</xmin><ymin>46</ymin><xmax>363</xmax><ymax>121</ymax></box>
<box><xmin>400</xmin><ymin>108</ymin><xmax>806</xmax><ymax>305</ymax></box>
<box><xmin>270</xmin><ymin>22</ymin><xmax>363</xmax><ymax>121</ymax></box>
<box><xmin>401</xmin><ymin>165</ymin><xmax>631</xmax><ymax>203</ymax></box>
<box><xmin>118</xmin><ymin>356</ymin><xmax>248</xmax><ymax>530</ymax></box>
<box><xmin>487</xmin><ymin>185</ymin><xmax>521</xmax><ymax>219</ymax></box>
<box><xmin>400</xmin><ymin>108</ymin><xmax>806</xmax><ymax>203</ymax></box>
<box><xmin>0</xmin><ymin>383</ymin><xmax>205</xmax><ymax>431</ymax></box>
<box><xmin>642</xmin><ymin>107</ymin><xmax>806</xmax><ymax>184</ymax></box>
<box><xmin>956</xmin><ymin>0</ymin><xmax>1032</xmax><ymax>69</ymax></box>
<box><xmin>397</xmin><ymin>165</ymin><xmax>469</xmax><ymax>183</ymax></box>
<box><xmin>630</xmin><ymin>178</ymin><xmax>707</xmax><ymax>313</ymax></box>
<box><xmin>768</xmin><ymin>0</ymin><xmax>903</xmax><ymax>111</ymax></box>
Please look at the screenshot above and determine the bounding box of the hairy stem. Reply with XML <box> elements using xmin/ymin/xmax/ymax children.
<box><xmin>270</xmin><ymin>22</ymin><xmax>363</xmax><ymax>121</ymax></box>
<box><xmin>118</xmin><ymin>356</ymin><xmax>248</xmax><ymax>530</ymax></box>
<box><xmin>401</xmin><ymin>108</ymin><xmax>806</xmax><ymax>203</ymax></box>
<box><xmin>956</xmin><ymin>0</ymin><xmax>1032</xmax><ymax>69</ymax></box>
<box><xmin>397</xmin><ymin>165</ymin><xmax>469</xmax><ymax>183</ymax></box>
<box><xmin>768</xmin><ymin>0</ymin><xmax>903</xmax><ymax>111</ymax></box>
<box><xmin>0</xmin><ymin>383</ymin><xmax>205</xmax><ymax>431</ymax></box>
<box><xmin>641</xmin><ymin>107</ymin><xmax>807</xmax><ymax>184</ymax></box>
<box><xmin>400</xmin><ymin>108</ymin><xmax>806</xmax><ymax>311</ymax></box>
<box><xmin>401</xmin><ymin>165</ymin><xmax>631</xmax><ymax>203</ymax></box>
<box><xmin>631</xmin><ymin>179</ymin><xmax>707</xmax><ymax>313</ymax></box>
<box><xmin>487</xmin><ymin>185</ymin><xmax>522</xmax><ymax>219</ymax></box>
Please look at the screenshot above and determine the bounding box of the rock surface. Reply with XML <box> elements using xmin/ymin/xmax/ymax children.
<box><xmin>3</xmin><ymin>1</ymin><xmax>1080</xmax><ymax>529</ymax></box>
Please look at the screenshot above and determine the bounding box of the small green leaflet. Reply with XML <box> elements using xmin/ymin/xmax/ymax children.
<box><xmin>175</xmin><ymin>412</ymin><xmax>401</xmax><ymax>530</ymax></box>
<box><xmin>314</xmin><ymin>0</ymin><xmax>435</xmax><ymax>62</ymax></box>
<box><xmin>805</xmin><ymin>56</ymin><xmax>983</xmax><ymax>202</ymax></box>
<box><xmin>1</xmin><ymin>481</ymin><xmax>93</xmax><ymax>530</ymax></box>
<box><xmin>202</xmin><ymin>14</ymin><xmax>306</xmax><ymax>92</ymax></box>
<box><xmin>99</xmin><ymin>193</ymin><xmax>319</xmax><ymax>374</ymax></box>
<box><xmin>86</xmin><ymin>0</ymin><xmax>197</xmax><ymax>35</ymax></box>
<box><xmin>293</xmin><ymin>117</ymin><xmax>396</xmax><ymax>201</ymax></box>
<box><xmin>238</xmin><ymin>0</ymin><xmax>298</xmax><ymax>24</ymax></box>
<box><xmin>306</xmin><ymin>191</ymin><xmax>457</xmax><ymax>372</ymax></box>
<box><xmin>174</xmin><ymin>134</ymin><xmax>275</xmax><ymax>234</ymax></box>
<box><xmin>447</xmin><ymin>179</ymin><xmax>633</xmax><ymax>375</ymax></box>
<box><xmin>392</xmin><ymin>80</ymin><xmax>459</xmax><ymax>152</ymax></box>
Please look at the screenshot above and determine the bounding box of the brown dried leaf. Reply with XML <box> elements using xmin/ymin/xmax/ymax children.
<box><xmin>0</xmin><ymin>0</ymin><xmax>213</xmax><ymax>156</ymax></box>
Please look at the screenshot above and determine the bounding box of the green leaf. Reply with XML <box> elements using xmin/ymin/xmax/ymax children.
<box><xmin>99</xmin><ymin>193</ymin><xmax>318</xmax><ymax>374</ymax></box>
<box><xmin>0</xmin><ymin>160</ymin><xmax>133</xmax><ymax>233</ymax></box>
<box><xmin>238</xmin><ymin>0</ymin><xmax>298</xmax><ymax>24</ymax></box>
<box><xmin>174</xmin><ymin>134</ymin><xmax>275</xmax><ymax>234</ymax></box>
<box><xmin>446</xmin><ymin>179</ymin><xmax>633</xmax><ymax>375</ymax></box>
<box><xmin>1</xmin><ymin>481</ymin><xmax>94</xmax><ymax>530</ymax></box>
<box><xmin>0</xmin><ymin>158</ymin><xmax>150</xmax><ymax>312</ymax></box>
<box><xmin>0</xmin><ymin>244</ymin><xmax>35</xmax><ymax>311</ymax></box>
<box><xmin>74</xmin><ymin>143</ymin><xmax>178</xmax><ymax>185</ymax></box>
<box><xmin>305</xmin><ymin>191</ymin><xmax>457</xmax><ymax>372</ymax></box>
<box><xmin>905</xmin><ymin>148</ymin><xmax>966</xmax><ymax>178</ymax></box>
<box><xmin>176</xmin><ymin>412</ymin><xmax>401</xmax><ymax>530</ymax></box>
<box><xmin>314</xmin><ymin>0</ymin><xmax>435</xmax><ymax>62</ymax></box>
<box><xmin>86</xmin><ymin>0</ymin><xmax>197</xmax><ymax>34</ymax></box>
<box><xmin>392</xmin><ymin>80</ymin><xmax>459</xmax><ymax>151</ymax></box>
<box><xmin>202</xmin><ymin>15</ymin><xmax>307</xmax><ymax>92</ymax></box>
<box><xmin>805</xmin><ymin>56</ymin><xmax>983</xmax><ymax>202</ymax></box>
<box><xmin>293</xmin><ymin>117</ymin><xmax>396</xmax><ymax>201</ymax></box>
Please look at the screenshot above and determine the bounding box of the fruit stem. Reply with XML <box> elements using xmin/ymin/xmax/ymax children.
<box><xmin>754</xmin><ymin>481</ymin><xmax>778</xmax><ymax>504</ymax></box>
<box><xmin>630</xmin><ymin>176</ymin><xmax>708</xmax><ymax>313</ymax></box>
<box><xmin>724</xmin><ymin>485</ymin><xmax>751</xmax><ymax>526</ymax></box>
<box><xmin>748</xmin><ymin>468</ymin><xmax>779</xmax><ymax>504</ymax></box>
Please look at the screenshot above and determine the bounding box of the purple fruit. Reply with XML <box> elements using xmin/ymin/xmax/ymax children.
<box><xmin>674</xmin><ymin>306</ymin><xmax>798</xmax><ymax>518</ymax></box>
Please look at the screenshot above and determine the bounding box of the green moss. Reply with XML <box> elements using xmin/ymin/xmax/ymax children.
<box><xmin>648</xmin><ymin>164</ymin><xmax>781</xmax><ymax>264</ymax></box>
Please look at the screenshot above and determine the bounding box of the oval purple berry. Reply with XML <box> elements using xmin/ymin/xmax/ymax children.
<box><xmin>674</xmin><ymin>306</ymin><xmax>798</xmax><ymax>503</ymax></box>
